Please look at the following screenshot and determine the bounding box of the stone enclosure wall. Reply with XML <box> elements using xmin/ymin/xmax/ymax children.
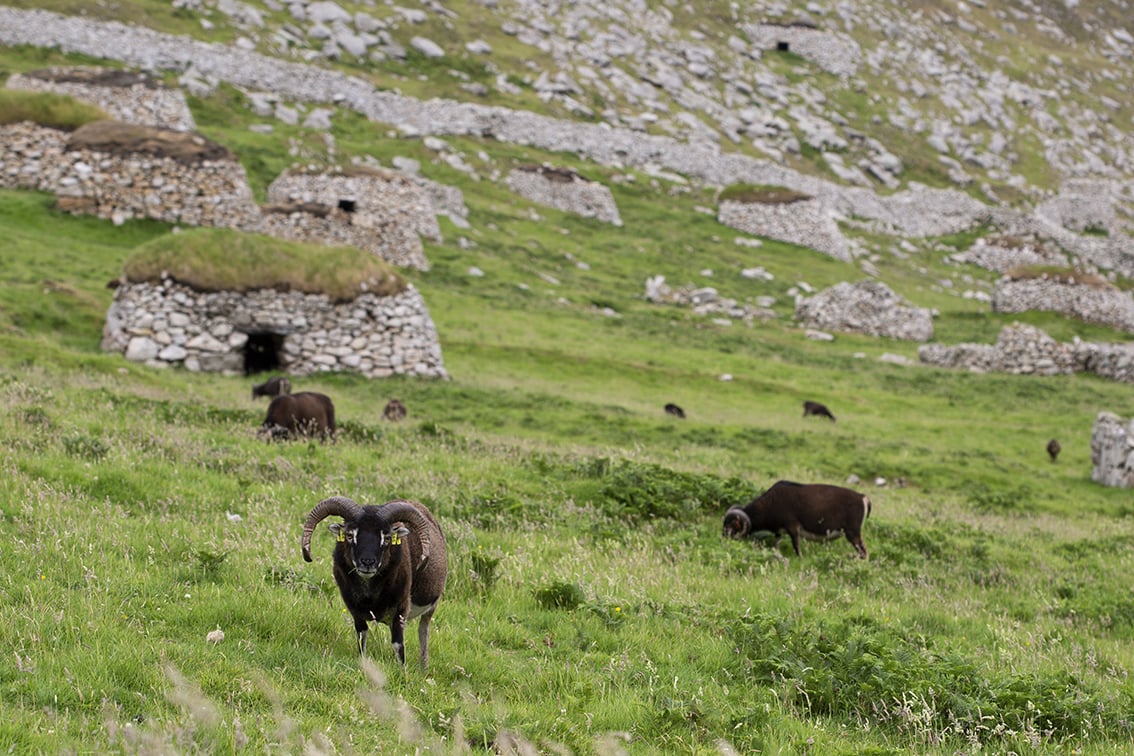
<box><xmin>918</xmin><ymin>322</ymin><xmax>1134</xmax><ymax>383</ymax></box>
<box><xmin>506</xmin><ymin>165</ymin><xmax>622</xmax><ymax>226</ymax></box>
<box><xmin>101</xmin><ymin>278</ymin><xmax>448</xmax><ymax>379</ymax></box>
<box><xmin>992</xmin><ymin>277</ymin><xmax>1134</xmax><ymax>332</ymax></box>
<box><xmin>6</xmin><ymin>66</ymin><xmax>196</xmax><ymax>131</ymax></box>
<box><xmin>718</xmin><ymin>197</ymin><xmax>851</xmax><ymax>262</ymax></box>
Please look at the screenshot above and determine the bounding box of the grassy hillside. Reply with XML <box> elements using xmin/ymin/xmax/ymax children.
<box><xmin>2</xmin><ymin>8</ymin><xmax>1134</xmax><ymax>753</ymax></box>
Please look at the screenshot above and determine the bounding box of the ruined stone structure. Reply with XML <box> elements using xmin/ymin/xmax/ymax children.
<box><xmin>741</xmin><ymin>22</ymin><xmax>861</xmax><ymax>77</ymax></box>
<box><xmin>795</xmin><ymin>280</ymin><xmax>933</xmax><ymax>340</ymax></box>
<box><xmin>951</xmin><ymin>235</ymin><xmax>1069</xmax><ymax>273</ymax></box>
<box><xmin>0</xmin><ymin>120</ymin><xmax>261</xmax><ymax>228</ymax></box>
<box><xmin>505</xmin><ymin>165</ymin><xmax>622</xmax><ymax>226</ymax></box>
<box><xmin>992</xmin><ymin>276</ymin><xmax>1134</xmax><ymax>332</ymax></box>
<box><xmin>1091</xmin><ymin>412</ymin><xmax>1134</xmax><ymax>488</ymax></box>
<box><xmin>5</xmin><ymin>66</ymin><xmax>196</xmax><ymax>131</ymax></box>
<box><xmin>101</xmin><ymin>277</ymin><xmax>447</xmax><ymax>379</ymax></box>
<box><xmin>918</xmin><ymin>322</ymin><xmax>1134</xmax><ymax>384</ymax></box>
<box><xmin>718</xmin><ymin>195</ymin><xmax>851</xmax><ymax>262</ymax></box>
<box><xmin>264</xmin><ymin>168</ymin><xmax>438</xmax><ymax>270</ymax></box>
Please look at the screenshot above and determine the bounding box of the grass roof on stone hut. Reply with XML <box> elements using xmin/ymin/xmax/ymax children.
<box><xmin>66</xmin><ymin>120</ymin><xmax>233</xmax><ymax>165</ymax></box>
<box><xmin>0</xmin><ymin>88</ymin><xmax>109</xmax><ymax>130</ymax></box>
<box><xmin>718</xmin><ymin>182</ymin><xmax>813</xmax><ymax>205</ymax></box>
<box><xmin>123</xmin><ymin>228</ymin><xmax>407</xmax><ymax>303</ymax></box>
<box><xmin>1005</xmin><ymin>264</ymin><xmax>1117</xmax><ymax>290</ymax></box>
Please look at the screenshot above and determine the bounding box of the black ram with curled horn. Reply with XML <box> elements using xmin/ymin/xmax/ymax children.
<box><xmin>301</xmin><ymin>496</ymin><xmax>447</xmax><ymax>667</ymax></box>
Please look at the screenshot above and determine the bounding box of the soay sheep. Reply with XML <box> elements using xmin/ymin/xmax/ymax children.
<box><xmin>301</xmin><ymin>496</ymin><xmax>447</xmax><ymax>667</ymax></box>
<box><xmin>383</xmin><ymin>398</ymin><xmax>407</xmax><ymax>421</ymax></box>
<box><xmin>260</xmin><ymin>391</ymin><xmax>335</xmax><ymax>442</ymax></box>
<box><xmin>1047</xmin><ymin>438</ymin><xmax>1061</xmax><ymax>462</ymax></box>
<box><xmin>803</xmin><ymin>400</ymin><xmax>836</xmax><ymax>422</ymax></box>
<box><xmin>723</xmin><ymin>480</ymin><xmax>870</xmax><ymax>558</ymax></box>
<box><xmin>251</xmin><ymin>375</ymin><xmax>291</xmax><ymax>400</ymax></box>
<box><xmin>664</xmin><ymin>402</ymin><xmax>686</xmax><ymax>419</ymax></box>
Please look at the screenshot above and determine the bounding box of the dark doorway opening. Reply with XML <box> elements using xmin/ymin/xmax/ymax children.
<box><xmin>244</xmin><ymin>331</ymin><xmax>285</xmax><ymax>375</ymax></box>
<box><xmin>776</xmin><ymin>41</ymin><xmax>790</xmax><ymax>52</ymax></box>
<box><xmin>338</xmin><ymin>198</ymin><xmax>356</xmax><ymax>213</ymax></box>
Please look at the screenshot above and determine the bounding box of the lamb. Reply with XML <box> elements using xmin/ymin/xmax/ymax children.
<box><xmin>301</xmin><ymin>496</ymin><xmax>447</xmax><ymax>667</ymax></box>
<box><xmin>722</xmin><ymin>480</ymin><xmax>870</xmax><ymax>558</ymax></box>
<box><xmin>260</xmin><ymin>391</ymin><xmax>335</xmax><ymax>442</ymax></box>
<box><xmin>1047</xmin><ymin>438</ymin><xmax>1061</xmax><ymax>462</ymax></box>
<box><xmin>251</xmin><ymin>375</ymin><xmax>291</xmax><ymax>400</ymax></box>
<box><xmin>664</xmin><ymin>403</ymin><xmax>686</xmax><ymax>418</ymax></box>
<box><xmin>803</xmin><ymin>400</ymin><xmax>836</xmax><ymax>422</ymax></box>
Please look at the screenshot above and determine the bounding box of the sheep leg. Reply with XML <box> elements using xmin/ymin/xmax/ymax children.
<box><xmin>850</xmin><ymin>535</ymin><xmax>868</xmax><ymax>559</ymax></box>
<box><xmin>787</xmin><ymin>527</ymin><xmax>803</xmax><ymax>557</ymax></box>
<box><xmin>417</xmin><ymin>608</ymin><xmax>435</xmax><ymax>669</ymax></box>
<box><xmin>390</xmin><ymin>612</ymin><xmax>407</xmax><ymax>666</ymax></box>
<box><xmin>356</xmin><ymin>628</ymin><xmax>369</xmax><ymax>655</ymax></box>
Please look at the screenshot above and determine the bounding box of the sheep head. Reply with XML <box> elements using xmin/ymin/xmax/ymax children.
<box><xmin>301</xmin><ymin>496</ymin><xmax>432</xmax><ymax>569</ymax></box>
<box><xmin>722</xmin><ymin>507</ymin><xmax>751</xmax><ymax>539</ymax></box>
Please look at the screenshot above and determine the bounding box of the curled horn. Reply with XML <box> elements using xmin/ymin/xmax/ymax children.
<box><xmin>378</xmin><ymin>499</ymin><xmax>432</xmax><ymax>565</ymax></box>
<box><xmin>302</xmin><ymin>496</ymin><xmax>364</xmax><ymax>562</ymax></box>
<box><xmin>723</xmin><ymin>507</ymin><xmax>751</xmax><ymax>538</ymax></box>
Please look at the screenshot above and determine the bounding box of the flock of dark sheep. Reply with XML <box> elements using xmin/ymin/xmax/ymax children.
<box><xmin>254</xmin><ymin>372</ymin><xmax>1062</xmax><ymax>666</ymax></box>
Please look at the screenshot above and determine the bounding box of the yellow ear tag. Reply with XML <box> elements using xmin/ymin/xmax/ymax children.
<box><xmin>335</xmin><ymin>530</ymin><xmax>346</xmax><ymax>542</ymax></box>
<box><xmin>390</xmin><ymin>533</ymin><xmax>402</xmax><ymax>546</ymax></box>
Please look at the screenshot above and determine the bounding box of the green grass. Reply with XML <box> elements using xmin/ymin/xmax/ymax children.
<box><xmin>4</xmin><ymin>134</ymin><xmax>1134</xmax><ymax>752</ymax></box>
<box><xmin>0</xmin><ymin>87</ymin><xmax>109</xmax><ymax>128</ymax></box>
<box><xmin>2</xmin><ymin>5</ymin><xmax>1134</xmax><ymax>750</ymax></box>
<box><xmin>124</xmin><ymin>227</ymin><xmax>406</xmax><ymax>301</ymax></box>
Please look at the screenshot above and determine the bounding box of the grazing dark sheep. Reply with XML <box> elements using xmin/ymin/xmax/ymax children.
<box><xmin>260</xmin><ymin>391</ymin><xmax>335</xmax><ymax>442</ymax></box>
<box><xmin>302</xmin><ymin>496</ymin><xmax>447</xmax><ymax>666</ymax></box>
<box><xmin>252</xmin><ymin>376</ymin><xmax>291</xmax><ymax>400</ymax></box>
<box><xmin>1047</xmin><ymin>438</ymin><xmax>1061</xmax><ymax>463</ymax></box>
<box><xmin>664</xmin><ymin>403</ymin><xmax>686</xmax><ymax>419</ymax></box>
<box><xmin>383</xmin><ymin>398</ymin><xmax>407</xmax><ymax>421</ymax></box>
<box><xmin>723</xmin><ymin>480</ymin><xmax>870</xmax><ymax>558</ymax></box>
<box><xmin>803</xmin><ymin>400</ymin><xmax>836</xmax><ymax>422</ymax></box>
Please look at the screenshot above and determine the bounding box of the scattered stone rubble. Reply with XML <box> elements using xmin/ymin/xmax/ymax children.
<box><xmin>505</xmin><ymin>165</ymin><xmax>622</xmax><ymax>226</ymax></box>
<box><xmin>644</xmin><ymin>275</ymin><xmax>775</xmax><ymax>323</ymax></box>
<box><xmin>101</xmin><ymin>277</ymin><xmax>448</xmax><ymax>379</ymax></box>
<box><xmin>795</xmin><ymin>280</ymin><xmax>934</xmax><ymax>341</ymax></box>
<box><xmin>6</xmin><ymin>66</ymin><xmax>196</xmax><ymax>131</ymax></box>
<box><xmin>918</xmin><ymin>322</ymin><xmax>1134</xmax><ymax>384</ymax></box>
<box><xmin>1091</xmin><ymin>412</ymin><xmax>1134</xmax><ymax>488</ymax></box>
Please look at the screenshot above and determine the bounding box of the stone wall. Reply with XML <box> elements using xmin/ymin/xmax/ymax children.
<box><xmin>256</xmin><ymin>202</ymin><xmax>430</xmax><ymax>270</ymax></box>
<box><xmin>1091</xmin><ymin>412</ymin><xmax>1134</xmax><ymax>488</ymax></box>
<box><xmin>918</xmin><ymin>322</ymin><xmax>1134</xmax><ymax>383</ymax></box>
<box><xmin>0</xmin><ymin>121</ymin><xmax>261</xmax><ymax>228</ymax></box>
<box><xmin>718</xmin><ymin>197</ymin><xmax>851</xmax><ymax>262</ymax></box>
<box><xmin>992</xmin><ymin>277</ymin><xmax>1134</xmax><ymax>332</ymax></box>
<box><xmin>505</xmin><ymin>165</ymin><xmax>622</xmax><ymax>226</ymax></box>
<box><xmin>265</xmin><ymin>169</ymin><xmax>438</xmax><ymax>269</ymax></box>
<box><xmin>101</xmin><ymin>277</ymin><xmax>447</xmax><ymax>379</ymax></box>
<box><xmin>795</xmin><ymin>280</ymin><xmax>933</xmax><ymax>340</ymax></box>
<box><xmin>6</xmin><ymin>66</ymin><xmax>196</xmax><ymax>131</ymax></box>
<box><xmin>950</xmin><ymin>235</ymin><xmax>1069</xmax><ymax>273</ymax></box>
